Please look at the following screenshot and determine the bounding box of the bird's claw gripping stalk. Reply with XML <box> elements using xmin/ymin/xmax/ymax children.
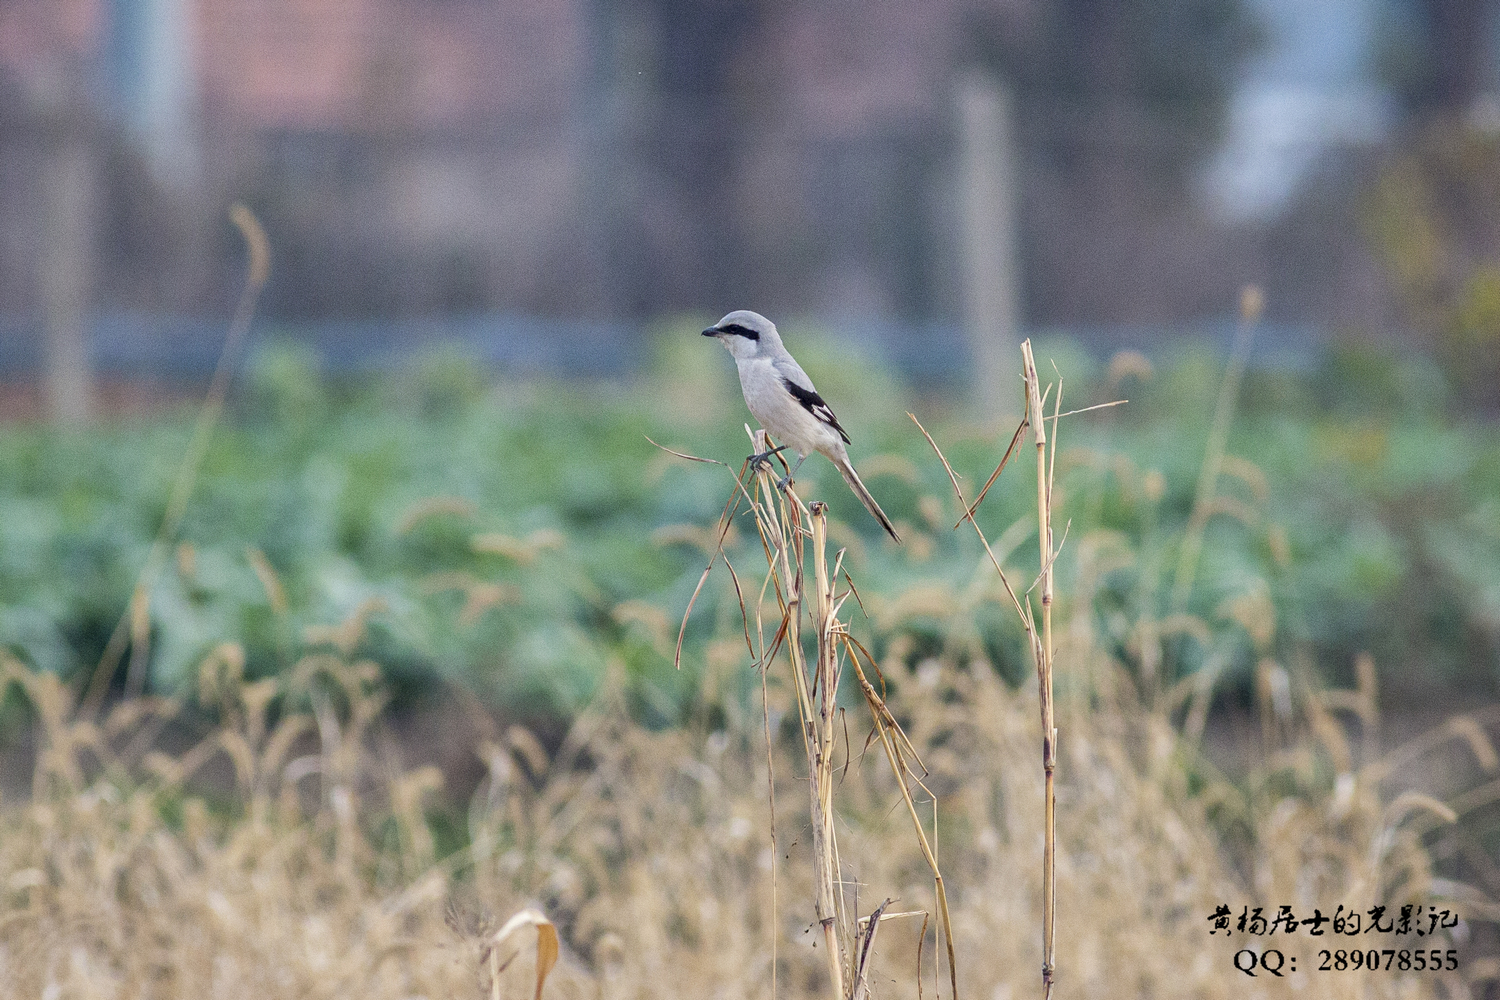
<box><xmin>747</xmin><ymin>443</ymin><xmax>788</xmax><ymax>472</ymax></box>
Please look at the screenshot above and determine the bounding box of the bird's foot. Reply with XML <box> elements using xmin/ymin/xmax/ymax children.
<box><xmin>747</xmin><ymin>444</ymin><xmax>788</xmax><ymax>472</ymax></box>
<box><xmin>775</xmin><ymin>473</ymin><xmax>794</xmax><ymax>492</ymax></box>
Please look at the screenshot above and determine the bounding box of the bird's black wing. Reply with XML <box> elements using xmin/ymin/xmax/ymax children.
<box><xmin>781</xmin><ymin>377</ymin><xmax>851</xmax><ymax>445</ymax></box>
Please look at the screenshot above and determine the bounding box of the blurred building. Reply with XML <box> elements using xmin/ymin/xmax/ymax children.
<box><xmin>3</xmin><ymin>0</ymin><xmax>967</xmax><ymax>323</ymax></box>
<box><xmin>2</xmin><ymin>0</ymin><xmax>1499</xmax><ymax>391</ymax></box>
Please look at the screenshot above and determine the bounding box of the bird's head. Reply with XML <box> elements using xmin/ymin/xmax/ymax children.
<box><xmin>702</xmin><ymin>309</ymin><xmax>781</xmax><ymax>360</ymax></box>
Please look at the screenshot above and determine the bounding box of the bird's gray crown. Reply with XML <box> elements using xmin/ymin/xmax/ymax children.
<box><xmin>702</xmin><ymin>310</ymin><xmax>780</xmax><ymax>348</ymax></box>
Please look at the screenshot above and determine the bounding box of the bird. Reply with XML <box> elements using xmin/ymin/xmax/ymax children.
<box><xmin>702</xmin><ymin>309</ymin><xmax>901</xmax><ymax>543</ymax></box>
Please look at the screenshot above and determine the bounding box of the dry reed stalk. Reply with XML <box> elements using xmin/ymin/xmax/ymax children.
<box><xmin>1020</xmin><ymin>342</ymin><xmax>1058</xmax><ymax>999</ymax></box>
<box><xmin>913</xmin><ymin>337</ymin><xmax>1072</xmax><ymax>1000</ymax></box>
<box><xmin>683</xmin><ymin>427</ymin><xmax>960</xmax><ymax>1000</ymax></box>
<box><xmin>1169</xmin><ymin>284</ymin><xmax>1263</xmax><ymax>615</ymax></box>
<box><xmin>843</xmin><ymin>640</ymin><xmax>956</xmax><ymax>1000</ymax></box>
<box><xmin>83</xmin><ymin>204</ymin><xmax>271</xmax><ymax>710</ymax></box>
<box><xmin>744</xmin><ymin>438</ymin><xmax>847</xmax><ymax>998</ymax></box>
<box><xmin>807</xmin><ymin>504</ymin><xmax>852</xmax><ymax>997</ymax></box>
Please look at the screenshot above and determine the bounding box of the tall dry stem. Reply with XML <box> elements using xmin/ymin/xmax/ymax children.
<box><xmin>1021</xmin><ymin>341</ymin><xmax>1058</xmax><ymax>1000</ymax></box>
<box><xmin>1170</xmin><ymin>284</ymin><xmax>1262</xmax><ymax>614</ymax></box>
<box><xmin>702</xmin><ymin>428</ymin><xmax>958</xmax><ymax>1000</ymax></box>
<box><xmin>84</xmin><ymin>204</ymin><xmax>270</xmax><ymax>710</ymax></box>
<box><xmin>742</xmin><ymin>433</ymin><xmax>846</xmax><ymax>997</ymax></box>
<box><xmin>915</xmin><ymin>336</ymin><xmax>1074</xmax><ymax>1000</ymax></box>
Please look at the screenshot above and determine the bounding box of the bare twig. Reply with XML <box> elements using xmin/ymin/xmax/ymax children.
<box><xmin>917</xmin><ymin>340</ymin><xmax>1075</xmax><ymax>1000</ymax></box>
<box><xmin>909</xmin><ymin>413</ymin><xmax>1030</xmax><ymax>626</ymax></box>
<box><xmin>1052</xmin><ymin>398</ymin><xmax>1128</xmax><ymax>420</ymax></box>
<box><xmin>671</xmin><ymin>472</ymin><xmax>748</xmax><ymax>670</ymax></box>
<box><xmin>83</xmin><ymin>204</ymin><xmax>270</xmax><ymax>714</ymax></box>
<box><xmin>850</xmin><ymin>897</ymin><xmax>893</xmax><ymax>1000</ymax></box>
<box><xmin>1021</xmin><ymin>340</ymin><xmax>1059</xmax><ymax>1000</ymax></box>
<box><xmin>955</xmin><ymin>417</ymin><xmax>1028</xmax><ymax>527</ymax></box>
<box><xmin>1170</xmin><ymin>285</ymin><xmax>1263</xmax><ymax>612</ymax></box>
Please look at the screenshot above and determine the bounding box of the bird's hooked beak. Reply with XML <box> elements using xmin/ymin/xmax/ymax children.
<box><xmin>701</xmin><ymin>325</ymin><xmax>722</xmax><ymax>338</ymax></box>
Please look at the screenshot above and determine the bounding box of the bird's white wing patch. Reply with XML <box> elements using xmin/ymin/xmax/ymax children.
<box><xmin>779</xmin><ymin>376</ymin><xmax>850</xmax><ymax>445</ymax></box>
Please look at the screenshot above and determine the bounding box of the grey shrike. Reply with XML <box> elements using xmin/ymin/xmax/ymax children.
<box><xmin>703</xmin><ymin>310</ymin><xmax>901</xmax><ymax>543</ymax></box>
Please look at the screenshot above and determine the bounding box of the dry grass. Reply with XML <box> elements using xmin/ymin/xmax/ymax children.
<box><xmin>0</xmin><ymin>539</ymin><xmax>1459</xmax><ymax>999</ymax></box>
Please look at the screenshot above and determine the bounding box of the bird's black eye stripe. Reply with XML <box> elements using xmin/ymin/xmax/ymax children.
<box><xmin>720</xmin><ymin>323</ymin><xmax>760</xmax><ymax>341</ymax></box>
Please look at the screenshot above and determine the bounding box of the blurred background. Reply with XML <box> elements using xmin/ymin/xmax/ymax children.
<box><xmin>6</xmin><ymin>1</ymin><xmax>1500</xmax><ymax>989</ymax></box>
<box><xmin>5</xmin><ymin>0</ymin><xmax>1500</xmax><ymax>412</ymax></box>
<box><xmin>1</xmin><ymin>0</ymin><xmax>1499</xmax><ymax>718</ymax></box>
<box><xmin>3</xmin><ymin>0</ymin><xmax>1500</xmax><ymax>714</ymax></box>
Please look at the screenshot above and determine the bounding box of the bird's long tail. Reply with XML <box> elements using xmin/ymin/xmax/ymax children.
<box><xmin>834</xmin><ymin>456</ymin><xmax>901</xmax><ymax>543</ymax></box>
